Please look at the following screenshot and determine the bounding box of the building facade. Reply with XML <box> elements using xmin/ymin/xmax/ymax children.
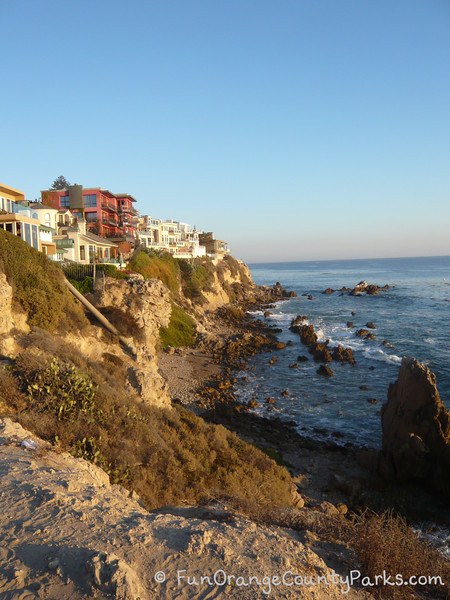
<box><xmin>0</xmin><ymin>183</ymin><xmax>43</xmax><ymax>252</ymax></box>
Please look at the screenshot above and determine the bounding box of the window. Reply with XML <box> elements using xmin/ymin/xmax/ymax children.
<box><xmin>60</xmin><ymin>195</ymin><xmax>70</xmax><ymax>208</ymax></box>
<box><xmin>80</xmin><ymin>245</ymin><xmax>86</xmax><ymax>261</ymax></box>
<box><xmin>32</xmin><ymin>225</ymin><xmax>39</xmax><ymax>249</ymax></box>
<box><xmin>44</xmin><ymin>213</ymin><xmax>50</xmax><ymax>221</ymax></box>
<box><xmin>86</xmin><ymin>212</ymin><xmax>98</xmax><ymax>222</ymax></box>
<box><xmin>84</xmin><ymin>194</ymin><xmax>98</xmax><ymax>208</ymax></box>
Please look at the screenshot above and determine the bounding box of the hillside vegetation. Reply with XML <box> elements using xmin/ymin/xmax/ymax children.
<box><xmin>0</xmin><ymin>234</ymin><xmax>294</xmax><ymax>511</ymax></box>
<box><xmin>0</xmin><ymin>230</ymin><xmax>88</xmax><ymax>332</ymax></box>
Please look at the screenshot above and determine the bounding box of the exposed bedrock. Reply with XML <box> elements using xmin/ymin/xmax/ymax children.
<box><xmin>380</xmin><ymin>357</ymin><xmax>450</xmax><ymax>497</ymax></box>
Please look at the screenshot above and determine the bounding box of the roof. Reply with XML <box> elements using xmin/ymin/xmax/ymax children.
<box><xmin>0</xmin><ymin>183</ymin><xmax>26</xmax><ymax>199</ymax></box>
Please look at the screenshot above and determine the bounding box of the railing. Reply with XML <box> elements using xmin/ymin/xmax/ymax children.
<box><xmin>101</xmin><ymin>202</ymin><xmax>117</xmax><ymax>212</ymax></box>
<box><xmin>55</xmin><ymin>238</ymin><xmax>75</xmax><ymax>248</ymax></box>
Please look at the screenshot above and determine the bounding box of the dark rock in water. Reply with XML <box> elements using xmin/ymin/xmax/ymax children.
<box><xmin>289</xmin><ymin>315</ymin><xmax>308</xmax><ymax>333</ymax></box>
<box><xmin>332</xmin><ymin>344</ymin><xmax>356</xmax><ymax>365</ymax></box>
<box><xmin>263</xmin><ymin>311</ymin><xmax>272</xmax><ymax>317</ymax></box>
<box><xmin>286</xmin><ymin>340</ymin><xmax>293</xmax><ymax>346</ymax></box>
<box><xmin>299</xmin><ymin>324</ymin><xmax>318</xmax><ymax>346</ymax></box>
<box><xmin>270</xmin><ymin>327</ymin><xmax>283</xmax><ymax>333</ymax></box>
<box><xmin>382</xmin><ymin>339</ymin><xmax>394</xmax><ymax>348</ymax></box>
<box><xmin>380</xmin><ymin>357</ymin><xmax>450</xmax><ymax>498</ymax></box>
<box><xmin>266</xmin><ymin>397</ymin><xmax>276</xmax><ymax>404</ymax></box>
<box><xmin>301</xmin><ymin>292</ymin><xmax>309</xmax><ymax>297</ymax></box>
<box><xmin>351</xmin><ymin>311</ymin><xmax>356</xmax><ymax>316</ymax></box>
<box><xmin>366</xmin><ymin>322</ymin><xmax>376</xmax><ymax>329</ymax></box>
<box><xmin>356</xmin><ymin>328</ymin><xmax>376</xmax><ymax>340</ymax></box>
<box><xmin>317</xmin><ymin>365</ymin><xmax>333</xmax><ymax>377</ymax></box>
<box><xmin>272</xmin><ymin>282</ymin><xmax>297</xmax><ymax>298</ymax></box>
<box><xmin>322</xmin><ymin>288</ymin><xmax>335</xmax><ymax>294</ymax></box>
<box><xmin>360</xmin><ymin>385</ymin><xmax>369</xmax><ymax>391</ymax></box>
<box><xmin>268</xmin><ymin>356</ymin><xmax>278</xmax><ymax>365</ymax></box>
<box><xmin>248</xmin><ymin>399</ymin><xmax>259</xmax><ymax>408</ymax></box>
<box><xmin>367</xmin><ymin>398</ymin><xmax>378</xmax><ymax>404</ymax></box>
<box><xmin>310</xmin><ymin>342</ymin><xmax>333</xmax><ymax>363</ymax></box>
<box><xmin>273</xmin><ymin>341</ymin><xmax>286</xmax><ymax>350</ymax></box>
<box><xmin>346</xmin><ymin>321</ymin><xmax>354</xmax><ymax>328</ymax></box>
<box><xmin>297</xmin><ymin>355</ymin><xmax>309</xmax><ymax>362</ymax></box>
<box><xmin>289</xmin><ymin>362</ymin><xmax>299</xmax><ymax>369</ymax></box>
<box><xmin>368</xmin><ymin>366</ymin><xmax>375</xmax><ymax>370</ymax></box>
<box><xmin>339</xmin><ymin>287</ymin><xmax>352</xmax><ymax>292</ymax></box>
<box><xmin>281</xmin><ymin>390</ymin><xmax>290</xmax><ymax>397</ymax></box>
<box><xmin>307</xmin><ymin>295</ymin><xmax>314</xmax><ymax>300</ymax></box>
<box><xmin>350</xmin><ymin>280</ymin><xmax>390</xmax><ymax>296</ymax></box>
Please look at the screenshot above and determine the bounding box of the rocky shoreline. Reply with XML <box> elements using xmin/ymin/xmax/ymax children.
<box><xmin>159</xmin><ymin>282</ymin><xmax>450</xmax><ymax>529</ymax></box>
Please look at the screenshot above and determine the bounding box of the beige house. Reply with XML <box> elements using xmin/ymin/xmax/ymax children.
<box><xmin>0</xmin><ymin>183</ymin><xmax>49</xmax><ymax>253</ymax></box>
<box><xmin>53</xmin><ymin>218</ymin><xmax>119</xmax><ymax>264</ymax></box>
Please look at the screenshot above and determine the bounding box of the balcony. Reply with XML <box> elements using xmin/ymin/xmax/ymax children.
<box><xmin>55</xmin><ymin>238</ymin><xmax>75</xmax><ymax>249</ymax></box>
<box><xmin>101</xmin><ymin>201</ymin><xmax>117</xmax><ymax>213</ymax></box>
<box><xmin>118</xmin><ymin>205</ymin><xmax>138</xmax><ymax>216</ymax></box>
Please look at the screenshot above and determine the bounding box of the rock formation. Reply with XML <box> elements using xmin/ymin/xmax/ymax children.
<box><xmin>380</xmin><ymin>357</ymin><xmax>450</xmax><ymax>497</ymax></box>
<box><xmin>349</xmin><ymin>280</ymin><xmax>390</xmax><ymax>296</ymax></box>
<box><xmin>93</xmin><ymin>276</ymin><xmax>172</xmax><ymax>407</ymax></box>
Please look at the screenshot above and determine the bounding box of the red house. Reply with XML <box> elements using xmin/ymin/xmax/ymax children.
<box><xmin>41</xmin><ymin>185</ymin><xmax>138</xmax><ymax>240</ymax></box>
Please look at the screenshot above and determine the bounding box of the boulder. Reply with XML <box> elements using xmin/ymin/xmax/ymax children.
<box><xmin>350</xmin><ymin>280</ymin><xmax>390</xmax><ymax>296</ymax></box>
<box><xmin>355</xmin><ymin>329</ymin><xmax>376</xmax><ymax>340</ymax></box>
<box><xmin>309</xmin><ymin>342</ymin><xmax>332</xmax><ymax>363</ymax></box>
<box><xmin>297</xmin><ymin>355</ymin><xmax>309</xmax><ymax>362</ymax></box>
<box><xmin>380</xmin><ymin>358</ymin><xmax>450</xmax><ymax>497</ymax></box>
<box><xmin>366</xmin><ymin>322</ymin><xmax>376</xmax><ymax>329</ymax></box>
<box><xmin>322</xmin><ymin>288</ymin><xmax>335</xmax><ymax>295</ymax></box>
<box><xmin>317</xmin><ymin>365</ymin><xmax>333</xmax><ymax>377</ymax></box>
<box><xmin>289</xmin><ymin>315</ymin><xmax>308</xmax><ymax>334</ymax></box>
<box><xmin>332</xmin><ymin>345</ymin><xmax>356</xmax><ymax>365</ymax></box>
<box><xmin>299</xmin><ymin>324</ymin><xmax>318</xmax><ymax>346</ymax></box>
<box><xmin>346</xmin><ymin>321</ymin><xmax>354</xmax><ymax>328</ymax></box>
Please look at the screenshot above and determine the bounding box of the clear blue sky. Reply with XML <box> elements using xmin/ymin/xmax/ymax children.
<box><xmin>1</xmin><ymin>0</ymin><xmax>449</xmax><ymax>262</ymax></box>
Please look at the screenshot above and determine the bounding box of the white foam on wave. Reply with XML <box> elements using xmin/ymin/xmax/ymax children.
<box><xmin>424</xmin><ymin>337</ymin><xmax>437</xmax><ymax>346</ymax></box>
<box><xmin>363</xmin><ymin>347</ymin><xmax>402</xmax><ymax>364</ymax></box>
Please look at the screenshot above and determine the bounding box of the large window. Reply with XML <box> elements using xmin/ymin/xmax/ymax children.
<box><xmin>80</xmin><ymin>245</ymin><xmax>86</xmax><ymax>261</ymax></box>
<box><xmin>84</xmin><ymin>194</ymin><xmax>98</xmax><ymax>208</ymax></box>
<box><xmin>60</xmin><ymin>195</ymin><xmax>70</xmax><ymax>208</ymax></box>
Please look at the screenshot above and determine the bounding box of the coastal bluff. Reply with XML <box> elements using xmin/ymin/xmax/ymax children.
<box><xmin>0</xmin><ymin>418</ymin><xmax>366</xmax><ymax>600</ymax></box>
<box><xmin>380</xmin><ymin>357</ymin><xmax>450</xmax><ymax>497</ymax></box>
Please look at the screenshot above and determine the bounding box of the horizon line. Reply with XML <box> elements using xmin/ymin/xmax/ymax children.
<box><xmin>247</xmin><ymin>253</ymin><xmax>450</xmax><ymax>266</ymax></box>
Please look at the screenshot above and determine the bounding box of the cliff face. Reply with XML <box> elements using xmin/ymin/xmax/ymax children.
<box><xmin>92</xmin><ymin>276</ymin><xmax>172</xmax><ymax>407</ymax></box>
<box><xmin>380</xmin><ymin>357</ymin><xmax>450</xmax><ymax>497</ymax></box>
<box><xmin>0</xmin><ymin>273</ymin><xmax>29</xmax><ymax>355</ymax></box>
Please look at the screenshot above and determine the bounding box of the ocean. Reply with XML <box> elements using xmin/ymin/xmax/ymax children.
<box><xmin>235</xmin><ymin>255</ymin><xmax>450</xmax><ymax>448</ymax></box>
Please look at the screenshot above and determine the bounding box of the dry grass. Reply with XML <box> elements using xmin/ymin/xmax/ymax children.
<box><xmin>0</xmin><ymin>346</ymin><xmax>294</xmax><ymax>512</ymax></box>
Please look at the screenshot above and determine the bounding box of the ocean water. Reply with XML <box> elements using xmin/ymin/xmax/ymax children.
<box><xmin>235</xmin><ymin>256</ymin><xmax>450</xmax><ymax>448</ymax></box>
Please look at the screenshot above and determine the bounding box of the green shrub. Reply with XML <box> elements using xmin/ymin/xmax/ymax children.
<box><xmin>17</xmin><ymin>357</ymin><xmax>99</xmax><ymax>422</ymax></box>
<box><xmin>177</xmin><ymin>258</ymin><xmax>216</xmax><ymax>302</ymax></box>
<box><xmin>160</xmin><ymin>303</ymin><xmax>196</xmax><ymax>348</ymax></box>
<box><xmin>0</xmin><ymin>230</ymin><xmax>88</xmax><ymax>332</ymax></box>
<box><xmin>128</xmin><ymin>250</ymin><xmax>180</xmax><ymax>293</ymax></box>
<box><xmin>69</xmin><ymin>276</ymin><xmax>93</xmax><ymax>294</ymax></box>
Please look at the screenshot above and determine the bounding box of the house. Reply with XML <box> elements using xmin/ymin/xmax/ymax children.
<box><xmin>198</xmin><ymin>232</ymin><xmax>229</xmax><ymax>258</ymax></box>
<box><xmin>136</xmin><ymin>216</ymin><xmax>207</xmax><ymax>258</ymax></box>
<box><xmin>40</xmin><ymin>185</ymin><xmax>138</xmax><ymax>242</ymax></box>
<box><xmin>0</xmin><ymin>183</ymin><xmax>47</xmax><ymax>253</ymax></box>
<box><xmin>52</xmin><ymin>217</ymin><xmax>119</xmax><ymax>264</ymax></box>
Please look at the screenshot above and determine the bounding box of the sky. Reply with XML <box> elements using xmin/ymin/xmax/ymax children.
<box><xmin>1</xmin><ymin>0</ymin><xmax>449</xmax><ymax>262</ymax></box>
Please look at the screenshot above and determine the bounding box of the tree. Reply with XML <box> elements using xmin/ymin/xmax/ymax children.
<box><xmin>51</xmin><ymin>175</ymin><xmax>71</xmax><ymax>190</ymax></box>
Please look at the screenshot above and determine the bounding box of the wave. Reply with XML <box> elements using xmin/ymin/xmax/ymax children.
<box><xmin>362</xmin><ymin>347</ymin><xmax>402</xmax><ymax>364</ymax></box>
